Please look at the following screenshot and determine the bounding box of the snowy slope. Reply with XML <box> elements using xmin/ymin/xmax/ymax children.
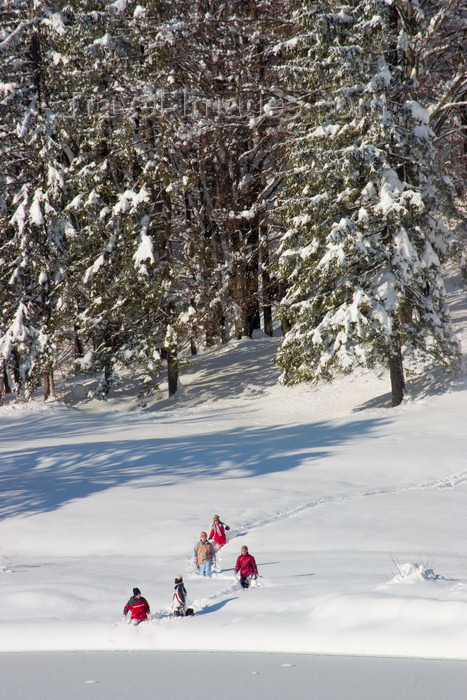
<box><xmin>0</xmin><ymin>274</ymin><xmax>466</xmax><ymax>668</ymax></box>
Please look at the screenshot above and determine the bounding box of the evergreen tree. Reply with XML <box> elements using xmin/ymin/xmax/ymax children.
<box><xmin>0</xmin><ymin>1</ymin><xmax>71</xmax><ymax>398</ymax></box>
<box><xmin>276</xmin><ymin>0</ymin><xmax>461</xmax><ymax>406</ymax></box>
<box><xmin>43</xmin><ymin>1</ymin><xmax>179</xmax><ymax>397</ymax></box>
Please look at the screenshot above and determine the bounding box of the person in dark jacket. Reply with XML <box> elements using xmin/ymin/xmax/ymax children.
<box><xmin>234</xmin><ymin>545</ymin><xmax>258</xmax><ymax>589</ymax></box>
<box><xmin>122</xmin><ymin>587</ymin><xmax>151</xmax><ymax>625</ymax></box>
<box><xmin>172</xmin><ymin>575</ymin><xmax>187</xmax><ymax>617</ymax></box>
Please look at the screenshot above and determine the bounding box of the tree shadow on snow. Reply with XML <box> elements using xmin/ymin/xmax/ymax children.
<box><xmin>195</xmin><ymin>597</ymin><xmax>238</xmax><ymax>615</ymax></box>
<box><xmin>354</xmin><ymin>369</ymin><xmax>466</xmax><ymax>411</ymax></box>
<box><xmin>0</xmin><ymin>413</ymin><xmax>389</xmax><ymax>519</ymax></box>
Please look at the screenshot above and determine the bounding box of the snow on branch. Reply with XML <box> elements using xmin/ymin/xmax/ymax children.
<box><xmin>0</xmin><ymin>21</ymin><xmax>33</xmax><ymax>51</ymax></box>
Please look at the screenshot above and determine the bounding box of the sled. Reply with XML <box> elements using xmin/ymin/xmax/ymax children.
<box><xmin>173</xmin><ymin>607</ymin><xmax>195</xmax><ymax>617</ymax></box>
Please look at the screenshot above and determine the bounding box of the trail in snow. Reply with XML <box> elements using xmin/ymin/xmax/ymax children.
<box><xmin>139</xmin><ymin>466</ymin><xmax>467</xmax><ymax>619</ymax></box>
<box><xmin>228</xmin><ymin>468</ymin><xmax>467</xmax><ymax>539</ymax></box>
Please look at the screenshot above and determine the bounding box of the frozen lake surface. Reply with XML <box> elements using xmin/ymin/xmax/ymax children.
<box><xmin>2</xmin><ymin>651</ymin><xmax>467</xmax><ymax>700</ymax></box>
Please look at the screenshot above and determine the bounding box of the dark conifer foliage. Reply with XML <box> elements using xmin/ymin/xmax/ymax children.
<box><xmin>0</xmin><ymin>0</ymin><xmax>464</xmax><ymax>403</ymax></box>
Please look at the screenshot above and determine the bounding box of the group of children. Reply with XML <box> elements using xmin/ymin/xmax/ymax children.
<box><xmin>122</xmin><ymin>514</ymin><xmax>259</xmax><ymax>623</ymax></box>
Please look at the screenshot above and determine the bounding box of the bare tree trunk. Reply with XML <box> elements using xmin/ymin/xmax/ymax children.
<box><xmin>0</xmin><ymin>362</ymin><xmax>5</xmax><ymax>406</ymax></box>
<box><xmin>0</xmin><ymin>361</ymin><xmax>12</xmax><ymax>404</ymax></box>
<box><xmin>49</xmin><ymin>372</ymin><xmax>56</xmax><ymax>399</ymax></box>
<box><xmin>263</xmin><ymin>285</ymin><xmax>273</xmax><ymax>338</ymax></box>
<box><xmin>261</xmin><ymin>236</ymin><xmax>274</xmax><ymax>337</ymax></box>
<box><xmin>100</xmin><ymin>355</ymin><xmax>113</xmax><ymax>396</ymax></box>
<box><xmin>233</xmin><ymin>261</ymin><xmax>244</xmax><ymax>340</ymax></box>
<box><xmin>11</xmin><ymin>349</ymin><xmax>21</xmax><ymax>397</ymax></box>
<box><xmin>244</xmin><ymin>219</ymin><xmax>261</xmax><ymax>337</ymax></box>
<box><xmin>73</xmin><ymin>325</ymin><xmax>84</xmax><ymax>358</ymax></box>
<box><xmin>389</xmin><ymin>330</ymin><xmax>405</xmax><ymax>407</ymax></box>
<box><xmin>44</xmin><ymin>373</ymin><xmax>50</xmax><ymax>401</ymax></box>
<box><xmin>244</xmin><ymin>262</ymin><xmax>260</xmax><ymax>337</ymax></box>
<box><xmin>43</xmin><ymin>371</ymin><xmax>56</xmax><ymax>402</ymax></box>
<box><xmin>205</xmin><ymin>301</ymin><xmax>226</xmax><ymax>347</ymax></box>
<box><xmin>167</xmin><ymin>348</ymin><xmax>178</xmax><ymax>397</ymax></box>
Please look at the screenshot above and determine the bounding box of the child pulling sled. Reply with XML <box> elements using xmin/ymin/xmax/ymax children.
<box><xmin>172</xmin><ymin>575</ymin><xmax>194</xmax><ymax>617</ymax></box>
<box><xmin>172</xmin><ymin>575</ymin><xmax>187</xmax><ymax>616</ymax></box>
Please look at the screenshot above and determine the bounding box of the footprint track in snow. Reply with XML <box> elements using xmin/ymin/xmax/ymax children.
<box><xmin>155</xmin><ymin>468</ymin><xmax>467</xmax><ymax>619</ymax></box>
<box><xmin>228</xmin><ymin>469</ymin><xmax>467</xmax><ymax>540</ymax></box>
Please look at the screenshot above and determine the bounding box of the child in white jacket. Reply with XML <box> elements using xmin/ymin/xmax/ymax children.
<box><xmin>172</xmin><ymin>575</ymin><xmax>187</xmax><ymax>617</ymax></box>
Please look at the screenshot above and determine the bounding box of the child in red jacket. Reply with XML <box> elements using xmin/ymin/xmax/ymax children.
<box><xmin>234</xmin><ymin>546</ymin><xmax>258</xmax><ymax>589</ymax></box>
<box><xmin>209</xmin><ymin>514</ymin><xmax>230</xmax><ymax>552</ymax></box>
<box><xmin>123</xmin><ymin>587</ymin><xmax>151</xmax><ymax>625</ymax></box>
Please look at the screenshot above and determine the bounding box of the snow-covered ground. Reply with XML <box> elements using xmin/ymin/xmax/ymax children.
<box><xmin>0</xmin><ymin>276</ymin><xmax>466</xmax><ymax>698</ymax></box>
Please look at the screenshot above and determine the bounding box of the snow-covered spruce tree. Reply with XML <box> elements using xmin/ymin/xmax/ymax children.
<box><xmin>49</xmin><ymin>1</ymin><xmax>182</xmax><ymax>398</ymax></box>
<box><xmin>276</xmin><ymin>1</ymin><xmax>461</xmax><ymax>406</ymax></box>
<box><xmin>0</xmin><ymin>2</ymin><xmax>72</xmax><ymax>399</ymax></box>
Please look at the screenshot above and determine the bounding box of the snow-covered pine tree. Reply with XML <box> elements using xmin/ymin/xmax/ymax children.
<box><xmin>276</xmin><ymin>0</ymin><xmax>461</xmax><ymax>406</ymax></box>
<box><xmin>0</xmin><ymin>2</ymin><xmax>72</xmax><ymax>399</ymax></box>
<box><xmin>50</xmin><ymin>1</ymin><xmax>179</xmax><ymax>398</ymax></box>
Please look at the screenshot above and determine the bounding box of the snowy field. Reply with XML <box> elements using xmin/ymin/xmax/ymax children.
<box><xmin>0</xmin><ymin>277</ymin><xmax>466</xmax><ymax>698</ymax></box>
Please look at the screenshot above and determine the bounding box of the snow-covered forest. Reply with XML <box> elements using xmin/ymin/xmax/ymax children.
<box><xmin>1</xmin><ymin>0</ymin><xmax>466</xmax><ymax>407</ymax></box>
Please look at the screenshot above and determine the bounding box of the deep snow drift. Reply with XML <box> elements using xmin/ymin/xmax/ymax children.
<box><xmin>0</xmin><ymin>277</ymin><xmax>466</xmax><ymax>697</ymax></box>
